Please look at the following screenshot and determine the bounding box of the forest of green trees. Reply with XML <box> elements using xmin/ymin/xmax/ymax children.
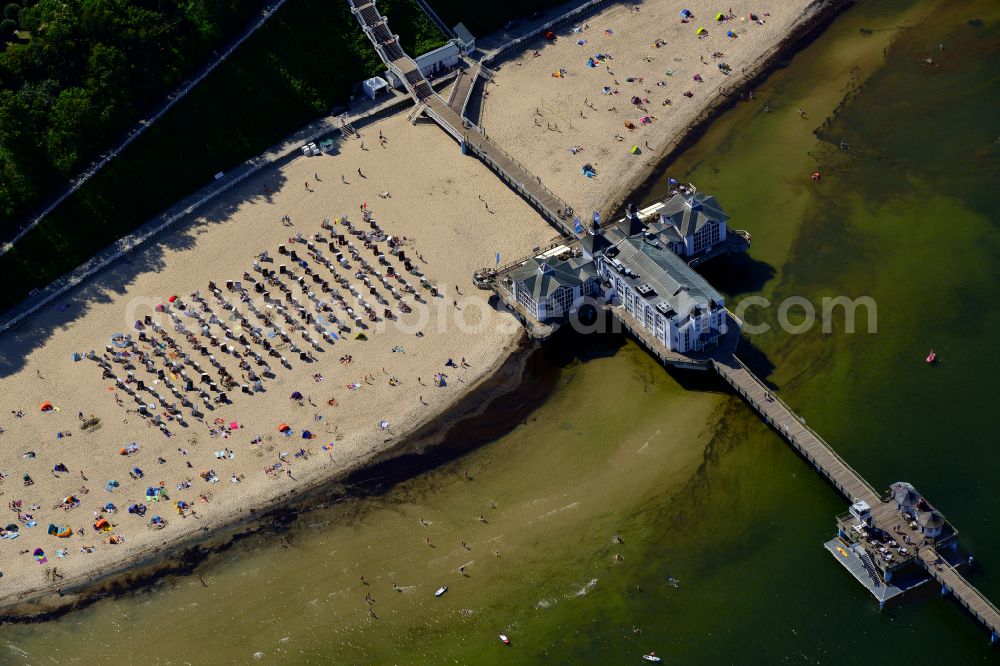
<box><xmin>0</xmin><ymin>0</ymin><xmax>578</xmax><ymax>313</ymax></box>
<box><xmin>0</xmin><ymin>0</ymin><xmax>445</xmax><ymax>310</ymax></box>
<box><xmin>0</xmin><ymin>0</ymin><xmax>269</xmax><ymax>229</ymax></box>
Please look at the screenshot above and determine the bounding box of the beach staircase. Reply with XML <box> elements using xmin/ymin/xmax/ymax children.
<box><xmin>857</xmin><ymin>548</ymin><xmax>881</xmax><ymax>588</ymax></box>
<box><xmin>338</xmin><ymin>114</ymin><xmax>359</xmax><ymax>140</ymax></box>
<box><xmin>347</xmin><ymin>0</ymin><xmax>580</xmax><ymax>239</ymax></box>
<box><xmin>407</xmin><ymin>103</ymin><xmax>428</xmax><ymax>125</ymax></box>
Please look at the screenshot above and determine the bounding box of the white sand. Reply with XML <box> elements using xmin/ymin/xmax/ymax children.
<box><xmin>480</xmin><ymin>0</ymin><xmax>819</xmax><ymax>218</ymax></box>
<box><xmin>0</xmin><ymin>0</ymin><xmax>825</xmax><ymax>610</ymax></box>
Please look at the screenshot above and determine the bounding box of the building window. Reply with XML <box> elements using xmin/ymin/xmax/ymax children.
<box><xmin>550</xmin><ymin>286</ymin><xmax>573</xmax><ymax>316</ymax></box>
<box><xmin>693</xmin><ymin>222</ymin><xmax>721</xmax><ymax>254</ymax></box>
<box><xmin>517</xmin><ymin>286</ymin><xmax>535</xmax><ymax>312</ymax></box>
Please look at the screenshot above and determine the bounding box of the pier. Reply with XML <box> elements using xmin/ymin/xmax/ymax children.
<box><xmin>348</xmin><ymin>0</ymin><xmax>578</xmax><ymax>237</ymax></box>
<box><xmin>713</xmin><ymin>351</ymin><xmax>999</xmax><ymax>640</ymax></box>
<box><xmin>348</xmin><ymin>0</ymin><xmax>997</xmax><ymax>643</ymax></box>
<box><xmin>483</xmin><ymin>222</ymin><xmax>999</xmax><ymax>641</ymax></box>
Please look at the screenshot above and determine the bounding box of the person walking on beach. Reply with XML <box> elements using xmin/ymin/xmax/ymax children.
<box><xmin>798</xmin><ymin>106</ymin><xmax>807</xmax><ymax>118</ymax></box>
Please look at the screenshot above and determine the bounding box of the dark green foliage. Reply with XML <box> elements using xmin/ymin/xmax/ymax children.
<box><xmin>0</xmin><ymin>0</ymin><xmax>266</xmax><ymax>224</ymax></box>
<box><xmin>428</xmin><ymin>0</ymin><xmax>569</xmax><ymax>38</ymax></box>
<box><xmin>0</xmin><ymin>0</ymin><xmax>445</xmax><ymax>311</ymax></box>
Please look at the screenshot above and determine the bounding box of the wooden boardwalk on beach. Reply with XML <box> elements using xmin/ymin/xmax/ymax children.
<box><xmin>349</xmin><ymin>0</ymin><xmax>577</xmax><ymax>237</ymax></box>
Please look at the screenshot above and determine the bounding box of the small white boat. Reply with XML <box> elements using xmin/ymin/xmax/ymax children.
<box><xmin>499</xmin><ymin>633</ymin><xmax>510</xmax><ymax>645</ymax></box>
<box><xmin>434</xmin><ymin>586</ymin><xmax>448</xmax><ymax>597</ymax></box>
<box><xmin>642</xmin><ymin>653</ymin><xmax>662</xmax><ymax>663</ymax></box>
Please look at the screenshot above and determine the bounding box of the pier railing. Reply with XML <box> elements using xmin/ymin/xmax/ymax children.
<box><xmin>719</xmin><ymin>354</ymin><xmax>880</xmax><ymax>502</ymax></box>
<box><xmin>919</xmin><ymin>549</ymin><xmax>1000</xmax><ymax>636</ymax></box>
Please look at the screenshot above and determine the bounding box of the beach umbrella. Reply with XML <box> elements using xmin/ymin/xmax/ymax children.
<box><xmin>679</xmin><ymin>9</ymin><xmax>691</xmax><ymax>17</ymax></box>
<box><xmin>168</xmin><ymin>295</ymin><xmax>177</xmax><ymax>303</ymax></box>
<box><xmin>727</xmin><ymin>30</ymin><xmax>736</xmax><ymax>38</ymax></box>
<box><xmin>696</xmin><ymin>27</ymin><xmax>707</xmax><ymax>36</ymax></box>
<box><xmin>544</xmin><ymin>30</ymin><xmax>556</xmax><ymax>40</ymax></box>
<box><xmin>290</xmin><ymin>391</ymin><xmax>303</xmax><ymax>400</ymax></box>
<box><xmin>278</xmin><ymin>423</ymin><xmax>291</xmax><ymax>432</ymax></box>
<box><xmin>630</xmin><ymin>145</ymin><xmax>641</xmax><ymax>155</ymax></box>
<box><xmin>379</xmin><ymin>420</ymin><xmax>390</xmax><ymax>430</ymax></box>
<box><xmin>39</xmin><ymin>402</ymin><xmax>53</xmax><ymax>412</ymax></box>
<box><xmin>715</xmin><ymin>12</ymin><xmax>725</xmax><ymax>21</ymax></box>
<box><xmin>668</xmin><ymin>178</ymin><xmax>679</xmax><ymax>185</ymax></box>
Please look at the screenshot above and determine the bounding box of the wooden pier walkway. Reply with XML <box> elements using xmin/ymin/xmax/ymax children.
<box><xmin>713</xmin><ymin>355</ymin><xmax>880</xmax><ymax>506</ymax></box>
<box><xmin>713</xmin><ymin>351</ymin><xmax>999</xmax><ymax>641</ymax></box>
<box><xmin>918</xmin><ymin>547</ymin><xmax>1000</xmax><ymax>639</ymax></box>
<box><xmin>348</xmin><ymin>0</ymin><xmax>578</xmax><ymax>237</ymax></box>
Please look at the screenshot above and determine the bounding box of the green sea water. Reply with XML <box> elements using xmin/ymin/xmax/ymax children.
<box><xmin>3</xmin><ymin>0</ymin><xmax>999</xmax><ymax>663</ymax></box>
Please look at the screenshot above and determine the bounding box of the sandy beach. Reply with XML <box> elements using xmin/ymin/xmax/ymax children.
<box><xmin>0</xmin><ymin>0</ymin><xmax>831</xmax><ymax>613</ymax></box>
<box><xmin>0</xmin><ymin>109</ymin><xmax>555</xmax><ymax>610</ymax></box>
<box><xmin>480</xmin><ymin>0</ymin><xmax>825</xmax><ymax>219</ymax></box>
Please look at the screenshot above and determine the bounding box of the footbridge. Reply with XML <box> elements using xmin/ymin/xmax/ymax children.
<box><xmin>348</xmin><ymin>0</ymin><xmax>578</xmax><ymax>237</ymax></box>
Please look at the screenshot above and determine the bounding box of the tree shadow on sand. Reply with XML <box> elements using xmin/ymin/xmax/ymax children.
<box><xmin>0</xmin><ymin>167</ymin><xmax>290</xmax><ymax>379</ymax></box>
